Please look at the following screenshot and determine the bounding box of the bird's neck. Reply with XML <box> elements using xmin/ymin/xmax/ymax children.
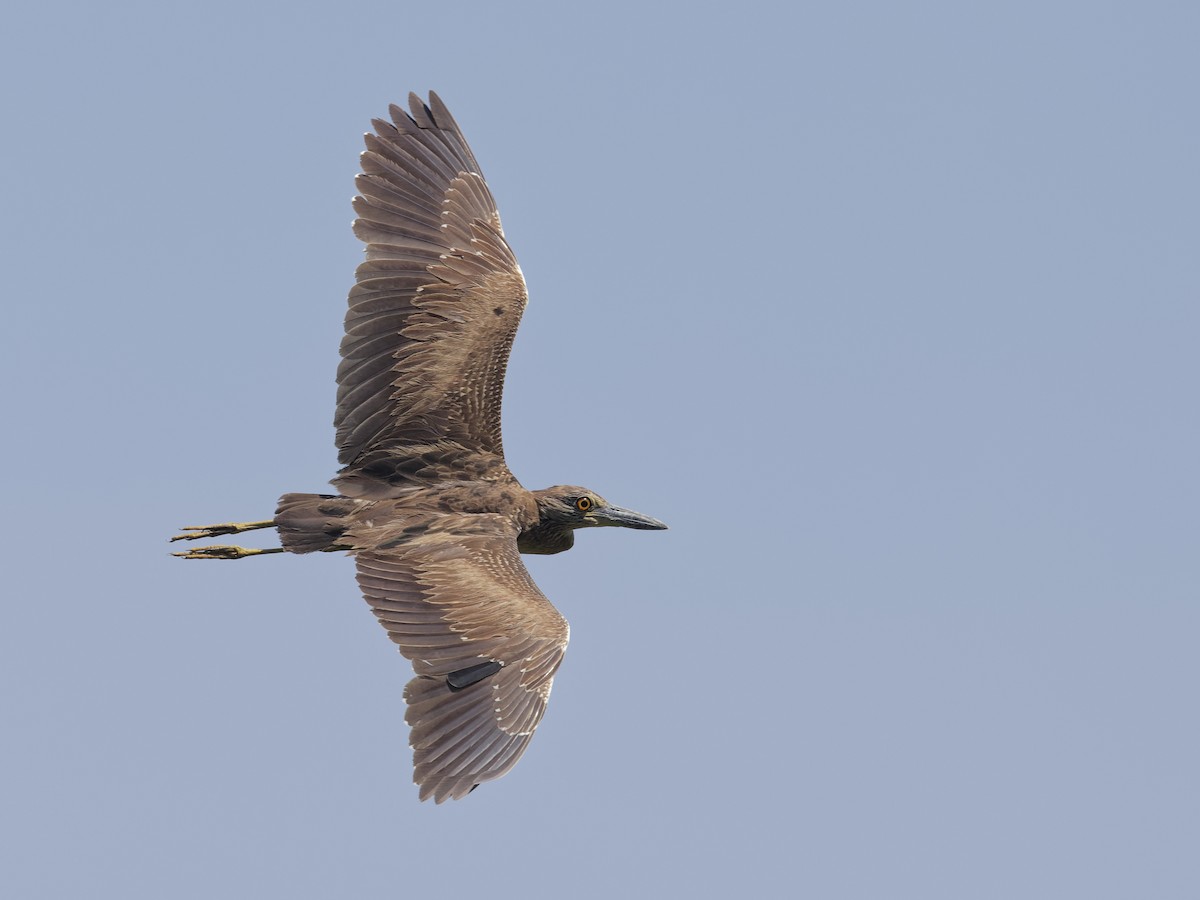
<box><xmin>517</xmin><ymin>520</ymin><xmax>575</xmax><ymax>555</ymax></box>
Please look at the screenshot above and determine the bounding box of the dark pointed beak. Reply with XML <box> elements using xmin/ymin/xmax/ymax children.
<box><xmin>588</xmin><ymin>505</ymin><xmax>668</xmax><ymax>530</ymax></box>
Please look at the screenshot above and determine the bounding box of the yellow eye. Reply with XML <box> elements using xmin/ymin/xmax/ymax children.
<box><xmin>575</xmin><ymin>497</ymin><xmax>592</xmax><ymax>512</ymax></box>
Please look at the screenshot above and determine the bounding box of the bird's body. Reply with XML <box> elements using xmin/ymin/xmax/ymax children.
<box><xmin>173</xmin><ymin>93</ymin><xmax>665</xmax><ymax>802</ymax></box>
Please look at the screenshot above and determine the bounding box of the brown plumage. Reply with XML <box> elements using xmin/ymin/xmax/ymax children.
<box><xmin>172</xmin><ymin>93</ymin><xmax>666</xmax><ymax>802</ymax></box>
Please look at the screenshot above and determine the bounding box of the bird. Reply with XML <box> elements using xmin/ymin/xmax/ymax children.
<box><xmin>171</xmin><ymin>92</ymin><xmax>667</xmax><ymax>803</ymax></box>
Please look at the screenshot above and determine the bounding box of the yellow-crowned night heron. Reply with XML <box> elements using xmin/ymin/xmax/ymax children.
<box><xmin>172</xmin><ymin>93</ymin><xmax>666</xmax><ymax>803</ymax></box>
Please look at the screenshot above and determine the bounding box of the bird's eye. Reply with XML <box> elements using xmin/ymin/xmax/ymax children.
<box><xmin>575</xmin><ymin>497</ymin><xmax>592</xmax><ymax>512</ymax></box>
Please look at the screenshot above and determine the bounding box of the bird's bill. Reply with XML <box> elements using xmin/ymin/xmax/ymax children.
<box><xmin>588</xmin><ymin>505</ymin><xmax>668</xmax><ymax>530</ymax></box>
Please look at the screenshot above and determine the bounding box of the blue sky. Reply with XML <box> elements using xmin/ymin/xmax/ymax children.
<box><xmin>2</xmin><ymin>2</ymin><xmax>1198</xmax><ymax>897</ymax></box>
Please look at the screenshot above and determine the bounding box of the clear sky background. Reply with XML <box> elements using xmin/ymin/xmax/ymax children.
<box><xmin>2</xmin><ymin>1</ymin><xmax>1197</xmax><ymax>897</ymax></box>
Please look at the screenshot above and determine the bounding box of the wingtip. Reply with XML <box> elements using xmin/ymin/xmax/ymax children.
<box><xmin>407</xmin><ymin>92</ymin><xmax>436</xmax><ymax>128</ymax></box>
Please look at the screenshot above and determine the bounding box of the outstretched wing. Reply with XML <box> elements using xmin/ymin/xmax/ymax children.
<box><xmin>336</xmin><ymin>92</ymin><xmax>527</xmax><ymax>488</ymax></box>
<box><xmin>352</xmin><ymin>514</ymin><xmax>569</xmax><ymax>802</ymax></box>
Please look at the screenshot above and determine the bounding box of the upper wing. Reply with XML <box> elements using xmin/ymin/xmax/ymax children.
<box><xmin>336</xmin><ymin>92</ymin><xmax>527</xmax><ymax>484</ymax></box>
<box><xmin>352</xmin><ymin>513</ymin><xmax>569</xmax><ymax>802</ymax></box>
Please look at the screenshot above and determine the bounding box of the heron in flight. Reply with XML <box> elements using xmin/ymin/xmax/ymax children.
<box><xmin>172</xmin><ymin>93</ymin><xmax>666</xmax><ymax>803</ymax></box>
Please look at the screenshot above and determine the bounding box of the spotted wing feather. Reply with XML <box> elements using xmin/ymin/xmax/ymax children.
<box><xmin>352</xmin><ymin>514</ymin><xmax>568</xmax><ymax>802</ymax></box>
<box><xmin>336</xmin><ymin>92</ymin><xmax>527</xmax><ymax>485</ymax></box>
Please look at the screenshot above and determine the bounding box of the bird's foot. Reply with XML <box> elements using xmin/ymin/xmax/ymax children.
<box><xmin>170</xmin><ymin>520</ymin><xmax>275</xmax><ymax>542</ymax></box>
<box><xmin>171</xmin><ymin>544</ymin><xmax>285</xmax><ymax>560</ymax></box>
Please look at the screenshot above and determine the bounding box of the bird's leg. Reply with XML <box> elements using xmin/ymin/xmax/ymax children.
<box><xmin>170</xmin><ymin>520</ymin><xmax>282</xmax><ymax>560</ymax></box>
<box><xmin>172</xmin><ymin>545</ymin><xmax>286</xmax><ymax>560</ymax></box>
<box><xmin>170</xmin><ymin>520</ymin><xmax>276</xmax><ymax>542</ymax></box>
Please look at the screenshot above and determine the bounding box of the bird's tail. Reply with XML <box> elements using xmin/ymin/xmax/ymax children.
<box><xmin>274</xmin><ymin>493</ymin><xmax>357</xmax><ymax>554</ymax></box>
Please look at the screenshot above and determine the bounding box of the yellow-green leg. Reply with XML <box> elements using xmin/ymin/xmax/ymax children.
<box><xmin>172</xmin><ymin>544</ymin><xmax>285</xmax><ymax>560</ymax></box>
<box><xmin>170</xmin><ymin>520</ymin><xmax>276</xmax><ymax>542</ymax></box>
<box><xmin>170</xmin><ymin>519</ymin><xmax>281</xmax><ymax>560</ymax></box>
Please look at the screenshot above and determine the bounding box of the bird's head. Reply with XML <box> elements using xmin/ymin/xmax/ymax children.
<box><xmin>532</xmin><ymin>486</ymin><xmax>668</xmax><ymax>531</ymax></box>
<box><xmin>519</xmin><ymin>486</ymin><xmax>666</xmax><ymax>554</ymax></box>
